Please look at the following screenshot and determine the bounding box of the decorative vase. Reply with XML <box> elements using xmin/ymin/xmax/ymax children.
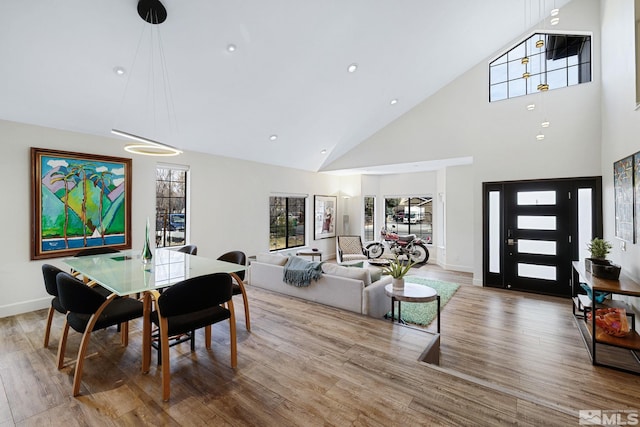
<box><xmin>392</xmin><ymin>277</ymin><xmax>405</xmax><ymax>291</ymax></box>
<box><xmin>141</xmin><ymin>217</ymin><xmax>153</xmax><ymax>264</ymax></box>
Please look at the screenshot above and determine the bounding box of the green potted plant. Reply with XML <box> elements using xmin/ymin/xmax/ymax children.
<box><xmin>382</xmin><ymin>256</ymin><xmax>416</xmax><ymax>290</ymax></box>
<box><xmin>585</xmin><ymin>238</ymin><xmax>620</xmax><ymax>279</ymax></box>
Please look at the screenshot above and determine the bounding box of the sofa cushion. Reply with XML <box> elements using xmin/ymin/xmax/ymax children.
<box><xmin>322</xmin><ymin>263</ymin><xmax>371</xmax><ymax>286</ymax></box>
<box><xmin>256</xmin><ymin>252</ymin><xmax>289</xmax><ymax>266</ymax></box>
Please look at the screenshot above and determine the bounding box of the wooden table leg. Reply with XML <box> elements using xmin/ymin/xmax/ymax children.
<box><xmin>142</xmin><ymin>292</ymin><xmax>152</xmax><ymax>373</ymax></box>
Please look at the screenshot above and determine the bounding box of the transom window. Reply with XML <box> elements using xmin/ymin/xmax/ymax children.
<box><xmin>269</xmin><ymin>196</ymin><xmax>306</xmax><ymax>251</ymax></box>
<box><xmin>490</xmin><ymin>33</ymin><xmax>591</xmax><ymax>102</ymax></box>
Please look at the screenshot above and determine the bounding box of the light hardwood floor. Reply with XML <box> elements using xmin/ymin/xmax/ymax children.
<box><xmin>1</xmin><ymin>264</ymin><xmax>639</xmax><ymax>426</ymax></box>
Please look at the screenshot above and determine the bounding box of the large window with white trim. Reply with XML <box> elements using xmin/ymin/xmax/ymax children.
<box><xmin>490</xmin><ymin>33</ymin><xmax>591</xmax><ymax>102</ymax></box>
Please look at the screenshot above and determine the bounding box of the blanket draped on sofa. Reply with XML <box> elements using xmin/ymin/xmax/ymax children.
<box><xmin>283</xmin><ymin>256</ymin><xmax>323</xmax><ymax>287</ymax></box>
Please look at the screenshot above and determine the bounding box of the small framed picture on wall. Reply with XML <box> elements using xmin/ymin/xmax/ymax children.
<box><xmin>314</xmin><ymin>195</ymin><xmax>337</xmax><ymax>240</ymax></box>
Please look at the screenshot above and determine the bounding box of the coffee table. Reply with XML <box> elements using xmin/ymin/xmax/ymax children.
<box><xmin>384</xmin><ymin>283</ymin><xmax>440</xmax><ymax>333</ymax></box>
<box><xmin>367</xmin><ymin>258</ymin><xmax>391</xmax><ymax>267</ymax></box>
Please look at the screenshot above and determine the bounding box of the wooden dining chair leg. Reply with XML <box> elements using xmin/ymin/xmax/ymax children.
<box><xmin>44</xmin><ymin>306</ymin><xmax>55</xmax><ymax>347</ymax></box>
<box><xmin>239</xmin><ymin>284</ymin><xmax>251</xmax><ymax>332</ymax></box>
<box><xmin>72</xmin><ymin>328</ymin><xmax>95</xmax><ymax>397</ymax></box>
<box><xmin>231</xmin><ymin>273</ymin><xmax>251</xmax><ymax>331</ymax></box>
<box><xmin>159</xmin><ymin>318</ymin><xmax>171</xmax><ymax>401</ymax></box>
<box><xmin>57</xmin><ymin>320</ymin><xmax>70</xmax><ymax>369</ymax></box>
<box><xmin>228</xmin><ymin>301</ymin><xmax>237</xmax><ymax>368</ymax></box>
<box><xmin>205</xmin><ymin>325</ymin><xmax>211</xmax><ymax>349</ymax></box>
<box><xmin>120</xmin><ymin>322</ymin><xmax>129</xmax><ymax>346</ymax></box>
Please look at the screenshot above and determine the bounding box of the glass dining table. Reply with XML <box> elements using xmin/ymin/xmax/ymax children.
<box><xmin>61</xmin><ymin>248</ymin><xmax>246</xmax><ymax>372</ymax></box>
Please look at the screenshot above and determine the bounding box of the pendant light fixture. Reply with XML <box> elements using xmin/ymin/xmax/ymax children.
<box><xmin>111</xmin><ymin>0</ymin><xmax>183</xmax><ymax>156</ymax></box>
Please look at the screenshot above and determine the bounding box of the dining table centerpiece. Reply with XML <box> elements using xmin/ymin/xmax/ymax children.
<box><xmin>141</xmin><ymin>217</ymin><xmax>153</xmax><ymax>264</ymax></box>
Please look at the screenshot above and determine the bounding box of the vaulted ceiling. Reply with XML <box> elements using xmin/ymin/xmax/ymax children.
<box><xmin>0</xmin><ymin>0</ymin><xmax>570</xmax><ymax>173</ymax></box>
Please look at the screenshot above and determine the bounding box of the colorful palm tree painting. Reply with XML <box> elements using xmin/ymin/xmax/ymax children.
<box><xmin>31</xmin><ymin>148</ymin><xmax>131</xmax><ymax>259</ymax></box>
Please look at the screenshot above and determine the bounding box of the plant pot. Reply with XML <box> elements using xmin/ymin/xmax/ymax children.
<box><xmin>591</xmin><ymin>262</ymin><xmax>621</xmax><ymax>280</ymax></box>
<box><xmin>392</xmin><ymin>277</ymin><xmax>405</xmax><ymax>291</ymax></box>
<box><xmin>585</xmin><ymin>258</ymin><xmax>609</xmax><ymax>273</ymax></box>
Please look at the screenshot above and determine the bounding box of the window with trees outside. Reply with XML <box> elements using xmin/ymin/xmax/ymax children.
<box><xmin>364</xmin><ymin>196</ymin><xmax>375</xmax><ymax>242</ymax></box>
<box><xmin>270</xmin><ymin>196</ymin><xmax>305</xmax><ymax>251</ymax></box>
<box><xmin>489</xmin><ymin>33</ymin><xmax>591</xmax><ymax>102</ymax></box>
<box><xmin>155</xmin><ymin>165</ymin><xmax>188</xmax><ymax>248</ymax></box>
<box><xmin>384</xmin><ymin>197</ymin><xmax>433</xmax><ymax>244</ymax></box>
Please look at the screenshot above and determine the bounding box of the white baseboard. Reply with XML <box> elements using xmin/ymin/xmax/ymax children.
<box><xmin>0</xmin><ymin>298</ymin><xmax>49</xmax><ymax>318</ymax></box>
<box><xmin>435</xmin><ymin>260</ymin><xmax>474</xmax><ymax>274</ymax></box>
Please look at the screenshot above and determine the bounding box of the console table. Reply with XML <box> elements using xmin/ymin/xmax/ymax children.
<box><xmin>572</xmin><ymin>261</ymin><xmax>640</xmax><ymax>374</ymax></box>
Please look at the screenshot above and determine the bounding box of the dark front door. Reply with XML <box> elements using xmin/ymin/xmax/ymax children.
<box><xmin>483</xmin><ymin>177</ymin><xmax>602</xmax><ymax>298</ymax></box>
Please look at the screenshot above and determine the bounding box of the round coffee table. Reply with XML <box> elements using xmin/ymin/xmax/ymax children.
<box><xmin>367</xmin><ymin>258</ymin><xmax>391</xmax><ymax>267</ymax></box>
<box><xmin>384</xmin><ymin>283</ymin><xmax>440</xmax><ymax>332</ymax></box>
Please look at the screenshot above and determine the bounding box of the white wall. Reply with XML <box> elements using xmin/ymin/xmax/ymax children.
<box><xmin>324</xmin><ymin>0</ymin><xmax>603</xmax><ymax>284</ymax></box>
<box><xmin>0</xmin><ymin>119</ymin><xmax>340</xmax><ymax>317</ymax></box>
<box><xmin>444</xmin><ymin>165</ymin><xmax>474</xmax><ymax>273</ymax></box>
<box><xmin>600</xmin><ymin>0</ymin><xmax>640</xmax><ymax>315</ymax></box>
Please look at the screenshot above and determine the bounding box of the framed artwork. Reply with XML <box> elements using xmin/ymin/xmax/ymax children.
<box><xmin>314</xmin><ymin>195</ymin><xmax>337</xmax><ymax>240</ymax></box>
<box><xmin>30</xmin><ymin>148</ymin><xmax>132</xmax><ymax>260</ymax></box>
<box><xmin>613</xmin><ymin>155</ymin><xmax>634</xmax><ymax>242</ymax></box>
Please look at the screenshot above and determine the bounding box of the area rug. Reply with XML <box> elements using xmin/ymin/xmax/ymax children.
<box><xmin>386</xmin><ymin>276</ymin><xmax>460</xmax><ymax>326</ymax></box>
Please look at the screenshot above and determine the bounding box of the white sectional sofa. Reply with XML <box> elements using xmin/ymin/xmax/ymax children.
<box><xmin>248</xmin><ymin>253</ymin><xmax>392</xmax><ymax>318</ymax></box>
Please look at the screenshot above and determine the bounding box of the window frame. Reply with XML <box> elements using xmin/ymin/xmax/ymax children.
<box><xmin>489</xmin><ymin>32</ymin><xmax>592</xmax><ymax>102</ymax></box>
<box><xmin>155</xmin><ymin>164</ymin><xmax>189</xmax><ymax>248</ymax></box>
<box><xmin>269</xmin><ymin>195</ymin><xmax>306</xmax><ymax>252</ymax></box>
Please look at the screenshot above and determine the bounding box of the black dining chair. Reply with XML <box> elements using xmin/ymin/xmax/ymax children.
<box><xmin>42</xmin><ymin>264</ymin><xmax>67</xmax><ymax>348</ymax></box>
<box><xmin>55</xmin><ymin>272</ymin><xmax>144</xmax><ymax>397</ymax></box>
<box><xmin>217</xmin><ymin>251</ymin><xmax>250</xmax><ymax>331</ymax></box>
<box><xmin>149</xmin><ymin>272</ymin><xmax>236</xmax><ymax>401</ymax></box>
<box><xmin>177</xmin><ymin>244</ymin><xmax>198</xmax><ymax>255</ymax></box>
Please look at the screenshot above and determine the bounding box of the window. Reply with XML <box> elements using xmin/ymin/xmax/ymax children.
<box><xmin>384</xmin><ymin>197</ymin><xmax>432</xmax><ymax>243</ymax></box>
<box><xmin>155</xmin><ymin>165</ymin><xmax>188</xmax><ymax>248</ymax></box>
<box><xmin>364</xmin><ymin>196</ymin><xmax>375</xmax><ymax>242</ymax></box>
<box><xmin>270</xmin><ymin>196</ymin><xmax>305</xmax><ymax>251</ymax></box>
<box><xmin>490</xmin><ymin>33</ymin><xmax>591</xmax><ymax>102</ymax></box>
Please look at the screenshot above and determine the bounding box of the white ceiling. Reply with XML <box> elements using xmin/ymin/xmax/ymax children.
<box><xmin>0</xmin><ymin>0</ymin><xmax>569</xmax><ymax>173</ymax></box>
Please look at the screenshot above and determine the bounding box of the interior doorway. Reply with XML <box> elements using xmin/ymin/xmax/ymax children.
<box><xmin>483</xmin><ymin>177</ymin><xmax>602</xmax><ymax>297</ymax></box>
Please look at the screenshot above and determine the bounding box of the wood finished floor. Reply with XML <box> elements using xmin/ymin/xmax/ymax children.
<box><xmin>1</xmin><ymin>264</ymin><xmax>639</xmax><ymax>426</ymax></box>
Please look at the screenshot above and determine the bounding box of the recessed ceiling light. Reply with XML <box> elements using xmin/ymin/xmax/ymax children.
<box><xmin>321</xmin><ymin>149</ymin><xmax>327</xmax><ymax>154</ymax></box>
<box><xmin>527</xmin><ymin>104</ymin><xmax>536</xmax><ymax>111</ymax></box>
<box><xmin>113</xmin><ymin>66</ymin><xmax>126</xmax><ymax>76</ymax></box>
<box><xmin>550</xmin><ymin>8</ymin><xmax>560</xmax><ymax>16</ymax></box>
<box><xmin>550</xmin><ymin>17</ymin><xmax>559</xmax><ymax>25</ymax></box>
<box><xmin>227</xmin><ymin>44</ymin><xmax>237</xmax><ymax>52</ymax></box>
<box><xmin>269</xmin><ymin>135</ymin><xmax>278</xmax><ymax>141</ymax></box>
<box><xmin>536</xmin><ymin>132</ymin><xmax>545</xmax><ymax>141</ymax></box>
<box><xmin>541</xmin><ymin>120</ymin><xmax>550</xmax><ymax>128</ymax></box>
<box><xmin>347</xmin><ymin>63</ymin><xmax>358</xmax><ymax>73</ymax></box>
<box><xmin>390</xmin><ymin>99</ymin><xmax>398</xmax><ymax>105</ymax></box>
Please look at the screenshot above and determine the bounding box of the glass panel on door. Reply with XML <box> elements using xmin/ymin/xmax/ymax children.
<box><xmin>517</xmin><ymin>239</ymin><xmax>557</xmax><ymax>255</ymax></box>
<box><xmin>517</xmin><ymin>191</ymin><xmax>556</xmax><ymax>205</ymax></box>
<box><xmin>518</xmin><ymin>263</ymin><xmax>557</xmax><ymax>281</ymax></box>
<box><xmin>517</xmin><ymin>215</ymin><xmax>557</xmax><ymax>230</ymax></box>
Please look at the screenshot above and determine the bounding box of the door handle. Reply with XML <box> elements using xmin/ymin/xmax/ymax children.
<box><xmin>507</xmin><ymin>238</ymin><xmax>517</xmax><ymax>246</ymax></box>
